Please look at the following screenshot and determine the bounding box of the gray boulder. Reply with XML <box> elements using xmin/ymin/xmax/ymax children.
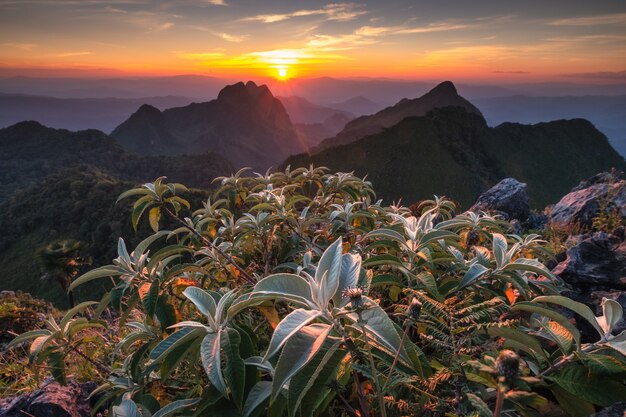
<box><xmin>549</xmin><ymin>171</ymin><xmax>626</xmax><ymax>228</ymax></box>
<box><xmin>553</xmin><ymin>232</ymin><xmax>626</xmax><ymax>288</ymax></box>
<box><xmin>590</xmin><ymin>402</ymin><xmax>626</xmax><ymax>417</ymax></box>
<box><xmin>0</xmin><ymin>379</ymin><xmax>97</xmax><ymax>417</ymax></box>
<box><xmin>470</xmin><ymin>178</ymin><xmax>529</xmax><ymax>220</ymax></box>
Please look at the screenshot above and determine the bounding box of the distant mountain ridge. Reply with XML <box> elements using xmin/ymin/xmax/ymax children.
<box><xmin>111</xmin><ymin>81</ymin><xmax>305</xmax><ymax>169</ymax></box>
<box><xmin>0</xmin><ymin>121</ymin><xmax>234</xmax><ymax>202</ymax></box>
<box><xmin>0</xmin><ymin>93</ymin><xmax>195</xmax><ymax>133</ymax></box>
<box><xmin>284</xmin><ymin>105</ymin><xmax>626</xmax><ymax>208</ymax></box>
<box><xmin>314</xmin><ymin>81</ymin><xmax>483</xmax><ymax>152</ymax></box>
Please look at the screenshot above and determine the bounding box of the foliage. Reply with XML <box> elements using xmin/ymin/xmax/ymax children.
<box><xmin>8</xmin><ymin>167</ymin><xmax>626</xmax><ymax>416</ymax></box>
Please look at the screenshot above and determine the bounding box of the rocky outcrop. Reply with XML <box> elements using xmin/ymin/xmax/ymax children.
<box><xmin>549</xmin><ymin>170</ymin><xmax>626</xmax><ymax>228</ymax></box>
<box><xmin>0</xmin><ymin>380</ymin><xmax>97</xmax><ymax>417</ymax></box>
<box><xmin>553</xmin><ymin>233</ymin><xmax>626</xmax><ymax>288</ymax></box>
<box><xmin>470</xmin><ymin>178</ymin><xmax>529</xmax><ymax>220</ymax></box>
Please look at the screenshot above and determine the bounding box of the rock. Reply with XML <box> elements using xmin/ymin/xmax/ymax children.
<box><xmin>553</xmin><ymin>232</ymin><xmax>626</xmax><ymax>288</ymax></box>
<box><xmin>590</xmin><ymin>402</ymin><xmax>626</xmax><ymax>417</ymax></box>
<box><xmin>0</xmin><ymin>379</ymin><xmax>97</xmax><ymax>417</ymax></box>
<box><xmin>470</xmin><ymin>178</ymin><xmax>530</xmax><ymax>220</ymax></box>
<box><xmin>550</xmin><ymin>170</ymin><xmax>626</xmax><ymax>229</ymax></box>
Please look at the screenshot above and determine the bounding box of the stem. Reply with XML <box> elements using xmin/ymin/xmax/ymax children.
<box><xmin>330</xmin><ymin>381</ymin><xmax>359</xmax><ymax>417</ymax></box>
<box><xmin>493</xmin><ymin>383</ymin><xmax>505</xmax><ymax>417</ymax></box>
<box><xmin>540</xmin><ymin>343</ymin><xmax>598</xmax><ymax>377</ymax></box>
<box><xmin>352</xmin><ymin>369</ymin><xmax>370</xmax><ymax>417</ymax></box>
<box><xmin>358</xmin><ymin>317</ymin><xmax>388</xmax><ymax>417</ymax></box>
<box><xmin>69</xmin><ymin>344</ymin><xmax>110</xmax><ymax>375</ymax></box>
<box><xmin>382</xmin><ymin>324</ymin><xmax>409</xmax><ymax>393</ymax></box>
<box><xmin>163</xmin><ymin>206</ymin><xmax>255</xmax><ymax>285</ymax></box>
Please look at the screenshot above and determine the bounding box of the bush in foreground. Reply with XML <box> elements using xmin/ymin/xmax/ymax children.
<box><xmin>8</xmin><ymin>167</ymin><xmax>626</xmax><ymax>416</ymax></box>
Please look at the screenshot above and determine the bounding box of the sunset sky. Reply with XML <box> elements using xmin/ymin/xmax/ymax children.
<box><xmin>1</xmin><ymin>0</ymin><xmax>625</xmax><ymax>82</ymax></box>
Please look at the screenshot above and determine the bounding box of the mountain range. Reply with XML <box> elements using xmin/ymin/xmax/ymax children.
<box><xmin>1</xmin><ymin>78</ymin><xmax>626</xmax><ymax>304</ymax></box>
<box><xmin>111</xmin><ymin>81</ymin><xmax>303</xmax><ymax>169</ymax></box>
<box><xmin>314</xmin><ymin>81</ymin><xmax>482</xmax><ymax>151</ymax></box>
<box><xmin>285</xmin><ymin>83</ymin><xmax>626</xmax><ymax>207</ymax></box>
<box><xmin>0</xmin><ymin>121</ymin><xmax>233</xmax><ymax>202</ymax></box>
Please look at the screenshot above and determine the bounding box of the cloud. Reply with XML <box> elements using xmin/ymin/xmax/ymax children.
<box><xmin>3</xmin><ymin>42</ymin><xmax>37</xmax><ymax>51</ymax></box>
<box><xmin>242</xmin><ymin>3</ymin><xmax>365</xmax><ymax>23</ymax></box>
<box><xmin>560</xmin><ymin>70</ymin><xmax>626</xmax><ymax>80</ymax></box>
<box><xmin>147</xmin><ymin>22</ymin><xmax>174</xmax><ymax>33</ymax></box>
<box><xmin>207</xmin><ymin>0</ymin><xmax>227</xmax><ymax>5</ymax></box>
<box><xmin>216</xmin><ymin>32</ymin><xmax>247</xmax><ymax>42</ymax></box>
<box><xmin>307</xmin><ymin>22</ymin><xmax>467</xmax><ymax>51</ymax></box>
<box><xmin>57</xmin><ymin>51</ymin><xmax>93</xmax><ymax>57</ymax></box>
<box><xmin>548</xmin><ymin>12</ymin><xmax>626</xmax><ymax>26</ymax></box>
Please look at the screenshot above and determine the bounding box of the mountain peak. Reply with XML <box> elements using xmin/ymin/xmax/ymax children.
<box><xmin>428</xmin><ymin>81</ymin><xmax>458</xmax><ymax>97</ymax></box>
<box><xmin>217</xmin><ymin>80</ymin><xmax>274</xmax><ymax>104</ymax></box>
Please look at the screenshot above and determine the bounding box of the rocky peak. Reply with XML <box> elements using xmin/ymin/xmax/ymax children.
<box><xmin>427</xmin><ymin>81</ymin><xmax>458</xmax><ymax>97</ymax></box>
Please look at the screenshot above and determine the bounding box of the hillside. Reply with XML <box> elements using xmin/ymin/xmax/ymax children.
<box><xmin>0</xmin><ymin>121</ymin><xmax>234</xmax><ymax>202</ymax></box>
<box><xmin>0</xmin><ymin>166</ymin><xmax>208</xmax><ymax>306</ymax></box>
<box><xmin>284</xmin><ymin>107</ymin><xmax>626</xmax><ymax>207</ymax></box>
<box><xmin>315</xmin><ymin>81</ymin><xmax>483</xmax><ymax>151</ymax></box>
<box><xmin>111</xmin><ymin>81</ymin><xmax>304</xmax><ymax>169</ymax></box>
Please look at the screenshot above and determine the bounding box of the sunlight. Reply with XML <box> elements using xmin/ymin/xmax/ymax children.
<box><xmin>277</xmin><ymin>67</ymin><xmax>288</xmax><ymax>79</ymax></box>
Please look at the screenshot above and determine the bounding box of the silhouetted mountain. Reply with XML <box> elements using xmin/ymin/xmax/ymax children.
<box><xmin>474</xmin><ymin>95</ymin><xmax>626</xmax><ymax>158</ymax></box>
<box><xmin>326</xmin><ymin>96</ymin><xmax>385</xmax><ymax>116</ymax></box>
<box><xmin>315</xmin><ymin>81</ymin><xmax>483</xmax><ymax>151</ymax></box>
<box><xmin>111</xmin><ymin>81</ymin><xmax>304</xmax><ymax>169</ymax></box>
<box><xmin>0</xmin><ymin>93</ymin><xmax>194</xmax><ymax>132</ymax></box>
<box><xmin>277</xmin><ymin>95</ymin><xmax>353</xmax><ymax>124</ymax></box>
<box><xmin>284</xmin><ymin>107</ymin><xmax>626</xmax><ymax>208</ymax></box>
<box><xmin>0</xmin><ymin>121</ymin><xmax>233</xmax><ymax>202</ymax></box>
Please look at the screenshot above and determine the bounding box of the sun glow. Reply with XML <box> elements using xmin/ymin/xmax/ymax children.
<box><xmin>277</xmin><ymin>67</ymin><xmax>288</xmax><ymax>78</ymax></box>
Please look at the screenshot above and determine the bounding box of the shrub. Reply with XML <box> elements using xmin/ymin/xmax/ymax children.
<box><xmin>8</xmin><ymin>167</ymin><xmax>626</xmax><ymax>416</ymax></box>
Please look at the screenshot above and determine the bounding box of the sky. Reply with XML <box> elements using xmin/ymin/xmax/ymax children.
<box><xmin>1</xmin><ymin>0</ymin><xmax>625</xmax><ymax>82</ymax></box>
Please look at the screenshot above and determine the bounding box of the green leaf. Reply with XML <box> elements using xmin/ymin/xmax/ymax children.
<box><xmin>48</xmin><ymin>350</ymin><xmax>66</xmax><ymax>385</ymax></box>
<box><xmin>487</xmin><ymin>327</ymin><xmax>547</xmax><ymax>361</ymax></box>
<box><xmin>512</xmin><ymin>301</ymin><xmax>581</xmax><ymax>348</ymax></box>
<box><xmin>492</xmin><ymin>233</ymin><xmax>508</xmax><ymax>268</ymax></box>
<box><xmin>466</xmin><ymin>393</ymin><xmax>493</xmax><ymax>417</ymax></box>
<box><xmin>288</xmin><ymin>338</ymin><xmax>345</xmax><ymax>416</ymax></box>
<box><xmin>272</xmin><ymin>324</ymin><xmax>332</xmax><ymax>400</ymax></box>
<box><xmin>8</xmin><ymin>329</ymin><xmax>52</xmax><ymax>349</ymax></box>
<box><xmin>597</xmin><ymin>297</ymin><xmax>623</xmax><ymax>336</ymax></box>
<box><xmin>112</xmin><ymin>399</ymin><xmax>142</xmax><ymax>417</ymax></box>
<box><xmin>69</xmin><ymin>266</ymin><xmax>122</xmax><ymax>291</ymax></box>
<box><xmin>581</xmin><ymin>353</ymin><xmax>626</xmax><ymax>375</ymax></box>
<box><xmin>184</xmin><ymin>287</ymin><xmax>217</xmax><ymax>326</ymax></box>
<box><xmin>243</xmin><ymin>381</ymin><xmax>272</xmax><ymax>417</ymax></box>
<box><xmin>229</xmin><ymin>274</ymin><xmax>314</xmax><ymax>318</ymax></box>
<box><xmin>202</xmin><ymin>330</ymin><xmax>226</xmax><ymax>396</ymax></box>
<box><xmin>458</xmin><ymin>263</ymin><xmax>489</xmax><ymax>290</ymax></box>
<box><xmin>550</xmin><ymin>384</ymin><xmax>596</xmax><ymax>417</ymax></box>
<box><xmin>265</xmin><ymin>309</ymin><xmax>322</xmax><ymax>360</ymax></box>
<box><xmin>533</xmin><ymin>295</ymin><xmax>604</xmax><ymax>339</ymax></box>
<box><xmin>332</xmin><ymin>253</ymin><xmax>361</xmax><ymax>307</ymax></box>
<box><xmin>152</xmin><ymin>399</ymin><xmax>201</xmax><ymax>417</ymax></box>
<box><xmin>548</xmin><ymin>363</ymin><xmax>626</xmax><ymax>406</ymax></box>
<box><xmin>150</xmin><ymin>327</ymin><xmax>203</xmax><ymax>363</ymax></box>
<box><xmin>222</xmin><ymin>328</ymin><xmax>245</xmax><ymax>409</ymax></box>
<box><xmin>59</xmin><ymin>301</ymin><xmax>99</xmax><ymax>331</ymax></box>
<box><xmin>315</xmin><ymin>237</ymin><xmax>343</xmax><ymax>305</ymax></box>
<box><xmin>356</xmin><ymin>299</ymin><xmax>410</xmax><ymax>364</ymax></box>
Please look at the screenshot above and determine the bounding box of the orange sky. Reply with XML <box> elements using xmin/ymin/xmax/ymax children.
<box><xmin>1</xmin><ymin>1</ymin><xmax>625</xmax><ymax>83</ymax></box>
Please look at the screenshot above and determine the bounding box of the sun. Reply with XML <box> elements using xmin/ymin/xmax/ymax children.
<box><xmin>277</xmin><ymin>67</ymin><xmax>288</xmax><ymax>79</ymax></box>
